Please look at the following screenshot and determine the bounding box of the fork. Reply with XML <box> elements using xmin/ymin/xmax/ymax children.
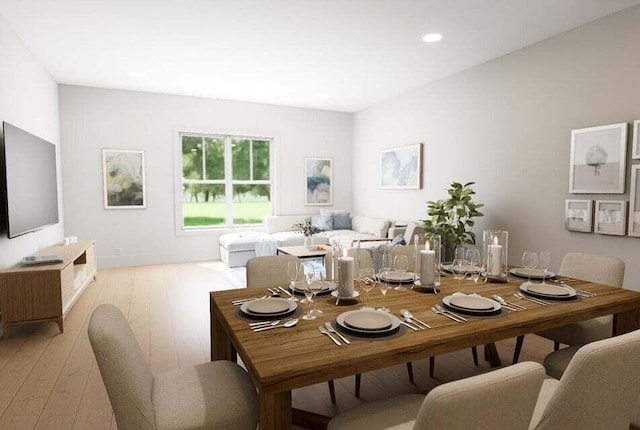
<box><xmin>318</xmin><ymin>326</ymin><xmax>341</xmax><ymax>346</ymax></box>
<box><xmin>431</xmin><ymin>306</ymin><xmax>462</xmax><ymax>323</ymax></box>
<box><xmin>514</xmin><ymin>291</ymin><xmax>550</xmax><ymax>306</ymax></box>
<box><xmin>325</xmin><ymin>322</ymin><xmax>350</xmax><ymax>344</ymax></box>
<box><xmin>491</xmin><ymin>295</ymin><xmax>524</xmax><ymax>311</ymax></box>
<box><xmin>435</xmin><ymin>304</ymin><xmax>468</xmax><ymax>322</ymax></box>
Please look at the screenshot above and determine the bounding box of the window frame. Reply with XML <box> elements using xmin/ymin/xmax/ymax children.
<box><xmin>174</xmin><ymin>129</ymin><xmax>275</xmax><ymax>235</ymax></box>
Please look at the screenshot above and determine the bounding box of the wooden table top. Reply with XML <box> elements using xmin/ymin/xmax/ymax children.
<box><xmin>276</xmin><ymin>245</ymin><xmax>331</xmax><ymax>258</ymax></box>
<box><xmin>210</xmin><ymin>275</ymin><xmax>640</xmax><ymax>394</ymax></box>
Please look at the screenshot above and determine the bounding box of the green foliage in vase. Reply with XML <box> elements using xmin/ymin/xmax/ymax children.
<box><xmin>293</xmin><ymin>218</ymin><xmax>322</xmax><ymax>237</ymax></box>
<box><xmin>422</xmin><ymin>182</ymin><xmax>484</xmax><ymax>250</ymax></box>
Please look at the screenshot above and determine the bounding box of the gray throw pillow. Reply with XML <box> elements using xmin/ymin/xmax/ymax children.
<box><xmin>311</xmin><ymin>213</ymin><xmax>333</xmax><ymax>231</ymax></box>
<box><xmin>332</xmin><ymin>212</ymin><xmax>351</xmax><ymax>230</ymax></box>
<box><xmin>391</xmin><ymin>234</ymin><xmax>406</xmax><ymax>246</ymax></box>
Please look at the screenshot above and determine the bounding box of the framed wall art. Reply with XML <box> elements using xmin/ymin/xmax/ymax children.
<box><xmin>565</xmin><ymin>199</ymin><xmax>593</xmax><ymax>233</ymax></box>
<box><xmin>594</xmin><ymin>200</ymin><xmax>627</xmax><ymax>236</ymax></box>
<box><xmin>633</xmin><ymin>120</ymin><xmax>640</xmax><ymax>160</ymax></box>
<box><xmin>629</xmin><ymin>165</ymin><xmax>640</xmax><ymax>237</ymax></box>
<box><xmin>102</xmin><ymin>149</ymin><xmax>147</xmax><ymax>209</ymax></box>
<box><xmin>569</xmin><ymin>123</ymin><xmax>627</xmax><ymax>194</ymax></box>
<box><xmin>380</xmin><ymin>143</ymin><xmax>423</xmax><ymax>189</ymax></box>
<box><xmin>305</xmin><ymin>157</ymin><xmax>332</xmax><ymax>205</ymax></box>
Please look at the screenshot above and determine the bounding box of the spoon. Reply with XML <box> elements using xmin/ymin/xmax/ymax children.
<box><xmin>253</xmin><ymin>318</ymin><xmax>298</xmax><ymax>332</ymax></box>
<box><xmin>400</xmin><ymin>309</ymin><xmax>431</xmax><ymax>329</ymax></box>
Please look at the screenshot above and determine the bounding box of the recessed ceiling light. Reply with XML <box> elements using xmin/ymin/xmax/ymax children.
<box><xmin>128</xmin><ymin>71</ymin><xmax>146</xmax><ymax>78</ymax></box>
<box><xmin>422</xmin><ymin>33</ymin><xmax>443</xmax><ymax>43</ymax></box>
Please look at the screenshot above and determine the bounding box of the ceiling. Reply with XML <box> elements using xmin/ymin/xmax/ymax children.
<box><xmin>1</xmin><ymin>0</ymin><xmax>639</xmax><ymax>113</ymax></box>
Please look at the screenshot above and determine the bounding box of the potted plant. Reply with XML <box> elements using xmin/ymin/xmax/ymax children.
<box><xmin>293</xmin><ymin>218</ymin><xmax>323</xmax><ymax>250</ymax></box>
<box><xmin>422</xmin><ymin>182</ymin><xmax>484</xmax><ymax>261</ymax></box>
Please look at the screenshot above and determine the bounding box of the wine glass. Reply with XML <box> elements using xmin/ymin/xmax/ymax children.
<box><xmin>287</xmin><ymin>261</ymin><xmax>299</xmax><ymax>301</ymax></box>
<box><xmin>451</xmin><ymin>258</ymin><xmax>467</xmax><ymax>287</ymax></box>
<box><xmin>539</xmin><ymin>252</ymin><xmax>551</xmax><ymax>283</ymax></box>
<box><xmin>393</xmin><ymin>255</ymin><xmax>409</xmax><ymax>291</ymax></box>
<box><xmin>466</xmin><ymin>248</ymin><xmax>482</xmax><ymax>286</ymax></box>
<box><xmin>302</xmin><ymin>267</ymin><xmax>316</xmax><ymax>320</ymax></box>
<box><xmin>377</xmin><ymin>269</ymin><xmax>390</xmax><ymax>313</ymax></box>
<box><xmin>522</xmin><ymin>252</ymin><xmax>539</xmax><ymax>284</ymax></box>
<box><xmin>311</xmin><ymin>268</ymin><xmax>325</xmax><ymax>315</ymax></box>
<box><xmin>358</xmin><ymin>268</ymin><xmax>376</xmax><ymax>309</ymax></box>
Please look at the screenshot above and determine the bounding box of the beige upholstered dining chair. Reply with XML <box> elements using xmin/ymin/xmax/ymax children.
<box><xmin>327</xmin><ymin>361</ymin><xmax>545</xmax><ymax>430</ymax></box>
<box><xmin>88</xmin><ymin>304</ymin><xmax>258</xmax><ymax>430</ymax></box>
<box><xmin>246</xmin><ymin>254</ymin><xmax>299</xmax><ymax>288</ymax></box>
<box><xmin>531</xmin><ymin>329</ymin><xmax>640</xmax><ymax>429</ymax></box>
<box><xmin>402</xmin><ymin>222</ymin><xmax>425</xmax><ymax>245</ymax></box>
<box><xmin>512</xmin><ymin>252</ymin><xmax>625</xmax><ymax>363</ymax></box>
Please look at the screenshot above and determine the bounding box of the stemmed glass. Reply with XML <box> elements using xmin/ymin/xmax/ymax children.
<box><xmin>358</xmin><ymin>268</ymin><xmax>376</xmax><ymax>309</ymax></box>
<box><xmin>377</xmin><ymin>269</ymin><xmax>390</xmax><ymax>313</ymax></box>
<box><xmin>466</xmin><ymin>248</ymin><xmax>482</xmax><ymax>287</ymax></box>
<box><xmin>522</xmin><ymin>252</ymin><xmax>539</xmax><ymax>285</ymax></box>
<box><xmin>302</xmin><ymin>267</ymin><xmax>316</xmax><ymax>320</ymax></box>
<box><xmin>287</xmin><ymin>261</ymin><xmax>299</xmax><ymax>301</ymax></box>
<box><xmin>539</xmin><ymin>252</ymin><xmax>551</xmax><ymax>283</ymax></box>
<box><xmin>393</xmin><ymin>255</ymin><xmax>409</xmax><ymax>291</ymax></box>
<box><xmin>311</xmin><ymin>269</ymin><xmax>325</xmax><ymax>316</ymax></box>
<box><xmin>451</xmin><ymin>258</ymin><xmax>467</xmax><ymax>287</ymax></box>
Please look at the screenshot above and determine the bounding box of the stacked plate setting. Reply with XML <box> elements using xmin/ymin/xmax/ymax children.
<box><xmin>336</xmin><ymin>309</ymin><xmax>401</xmax><ymax>336</ymax></box>
<box><xmin>240</xmin><ymin>297</ymin><xmax>297</xmax><ymax>319</ymax></box>
<box><xmin>519</xmin><ymin>283</ymin><xmax>577</xmax><ymax>301</ymax></box>
<box><xmin>289</xmin><ymin>280</ymin><xmax>336</xmax><ymax>296</ymax></box>
<box><xmin>442</xmin><ymin>294</ymin><xmax>502</xmax><ymax>316</ymax></box>
<box><xmin>379</xmin><ymin>271</ymin><xmax>416</xmax><ymax>284</ymax></box>
<box><xmin>509</xmin><ymin>268</ymin><xmax>556</xmax><ymax>279</ymax></box>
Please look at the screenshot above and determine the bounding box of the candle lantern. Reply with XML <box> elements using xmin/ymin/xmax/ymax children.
<box><xmin>482</xmin><ymin>230</ymin><xmax>508</xmax><ymax>279</ymax></box>
<box><xmin>417</xmin><ymin>234</ymin><xmax>441</xmax><ymax>287</ymax></box>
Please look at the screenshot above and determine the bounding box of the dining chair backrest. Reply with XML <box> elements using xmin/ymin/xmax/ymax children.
<box><xmin>558</xmin><ymin>252</ymin><xmax>624</xmax><ymax>287</ymax></box>
<box><xmin>531</xmin><ymin>329</ymin><xmax>640</xmax><ymax>430</ymax></box>
<box><xmin>413</xmin><ymin>362</ymin><xmax>545</xmax><ymax>430</ymax></box>
<box><xmin>390</xmin><ymin>245</ymin><xmax>417</xmax><ymax>272</ymax></box>
<box><xmin>325</xmin><ymin>248</ymin><xmax>374</xmax><ymax>279</ymax></box>
<box><xmin>88</xmin><ymin>304</ymin><xmax>157</xmax><ymax>430</ymax></box>
<box><xmin>246</xmin><ymin>255</ymin><xmax>299</xmax><ymax>288</ymax></box>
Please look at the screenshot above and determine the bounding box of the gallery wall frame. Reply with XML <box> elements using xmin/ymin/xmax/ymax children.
<box><xmin>305</xmin><ymin>157</ymin><xmax>332</xmax><ymax>206</ymax></box>
<box><xmin>102</xmin><ymin>149</ymin><xmax>147</xmax><ymax>209</ymax></box>
<box><xmin>632</xmin><ymin>120</ymin><xmax>640</xmax><ymax>160</ymax></box>
<box><xmin>569</xmin><ymin>123</ymin><xmax>627</xmax><ymax>194</ymax></box>
<box><xmin>380</xmin><ymin>143</ymin><xmax>423</xmax><ymax>190</ymax></box>
<box><xmin>594</xmin><ymin>200</ymin><xmax>627</xmax><ymax>236</ymax></box>
<box><xmin>565</xmin><ymin>199</ymin><xmax>593</xmax><ymax>233</ymax></box>
<box><xmin>628</xmin><ymin>165</ymin><xmax>640</xmax><ymax>237</ymax></box>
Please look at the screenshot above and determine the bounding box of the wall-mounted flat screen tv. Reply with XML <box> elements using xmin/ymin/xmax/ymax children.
<box><xmin>0</xmin><ymin>122</ymin><xmax>59</xmax><ymax>238</ymax></box>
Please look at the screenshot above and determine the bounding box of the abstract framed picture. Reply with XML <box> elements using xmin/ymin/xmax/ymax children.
<box><xmin>569</xmin><ymin>123</ymin><xmax>627</xmax><ymax>194</ymax></box>
<box><xmin>380</xmin><ymin>143</ymin><xmax>423</xmax><ymax>189</ymax></box>
<box><xmin>102</xmin><ymin>149</ymin><xmax>146</xmax><ymax>209</ymax></box>
<box><xmin>565</xmin><ymin>199</ymin><xmax>593</xmax><ymax>233</ymax></box>
<box><xmin>305</xmin><ymin>158</ymin><xmax>332</xmax><ymax>206</ymax></box>
<box><xmin>633</xmin><ymin>120</ymin><xmax>640</xmax><ymax>160</ymax></box>
<box><xmin>628</xmin><ymin>165</ymin><xmax>640</xmax><ymax>237</ymax></box>
<box><xmin>594</xmin><ymin>200</ymin><xmax>626</xmax><ymax>236</ymax></box>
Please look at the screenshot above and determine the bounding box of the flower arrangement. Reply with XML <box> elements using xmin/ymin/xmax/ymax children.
<box><xmin>293</xmin><ymin>218</ymin><xmax>322</xmax><ymax>237</ymax></box>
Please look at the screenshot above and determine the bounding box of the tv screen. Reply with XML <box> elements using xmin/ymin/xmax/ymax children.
<box><xmin>0</xmin><ymin>122</ymin><xmax>59</xmax><ymax>238</ymax></box>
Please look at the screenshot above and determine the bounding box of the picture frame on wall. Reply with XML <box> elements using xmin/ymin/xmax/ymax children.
<box><xmin>628</xmin><ymin>165</ymin><xmax>640</xmax><ymax>237</ymax></box>
<box><xmin>565</xmin><ymin>199</ymin><xmax>593</xmax><ymax>233</ymax></box>
<box><xmin>380</xmin><ymin>143</ymin><xmax>423</xmax><ymax>189</ymax></box>
<box><xmin>569</xmin><ymin>123</ymin><xmax>627</xmax><ymax>194</ymax></box>
<box><xmin>102</xmin><ymin>149</ymin><xmax>146</xmax><ymax>209</ymax></box>
<box><xmin>633</xmin><ymin>120</ymin><xmax>640</xmax><ymax>160</ymax></box>
<box><xmin>305</xmin><ymin>158</ymin><xmax>332</xmax><ymax>206</ymax></box>
<box><xmin>594</xmin><ymin>200</ymin><xmax>627</xmax><ymax>236</ymax></box>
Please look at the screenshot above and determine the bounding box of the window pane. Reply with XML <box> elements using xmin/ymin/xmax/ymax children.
<box><xmin>252</xmin><ymin>140</ymin><xmax>270</xmax><ymax>180</ymax></box>
<box><xmin>232</xmin><ymin>184</ymin><xmax>271</xmax><ymax>224</ymax></box>
<box><xmin>182</xmin><ymin>136</ymin><xmax>203</xmax><ymax>180</ymax></box>
<box><xmin>182</xmin><ymin>184</ymin><xmax>226</xmax><ymax>227</ymax></box>
<box><xmin>204</xmin><ymin>137</ymin><xmax>225</xmax><ymax>180</ymax></box>
<box><xmin>232</xmin><ymin>139</ymin><xmax>251</xmax><ymax>180</ymax></box>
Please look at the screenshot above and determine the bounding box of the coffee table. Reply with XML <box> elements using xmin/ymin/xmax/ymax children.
<box><xmin>276</xmin><ymin>245</ymin><xmax>330</xmax><ymax>269</ymax></box>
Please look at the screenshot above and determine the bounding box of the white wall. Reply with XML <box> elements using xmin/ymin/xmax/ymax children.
<box><xmin>59</xmin><ymin>86</ymin><xmax>352</xmax><ymax>267</ymax></box>
<box><xmin>352</xmin><ymin>7</ymin><xmax>640</xmax><ymax>289</ymax></box>
<box><xmin>0</xmin><ymin>17</ymin><xmax>62</xmax><ymax>269</ymax></box>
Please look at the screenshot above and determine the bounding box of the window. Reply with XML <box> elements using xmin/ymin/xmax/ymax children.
<box><xmin>179</xmin><ymin>133</ymin><xmax>272</xmax><ymax>229</ymax></box>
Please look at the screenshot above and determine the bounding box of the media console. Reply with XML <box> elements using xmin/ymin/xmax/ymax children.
<box><xmin>0</xmin><ymin>241</ymin><xmax>96</xmax><ymax>339</ymax></box>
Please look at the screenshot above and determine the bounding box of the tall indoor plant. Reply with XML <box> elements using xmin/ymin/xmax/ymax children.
<box><xmin>422</xmin><ymin>181</ymin><xmax>484</xmax><ymax>261</ymax></box>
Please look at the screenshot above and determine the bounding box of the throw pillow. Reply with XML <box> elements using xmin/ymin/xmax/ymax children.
<box><xmin>391</xmin><ymin>234</ymin><xmax>406</xmax><ymax>246</ymax></box>
<box><xmin>311</xmin><ymin>213</ymin><xmax>333</xmax><ymax>231</ymax></box>
<box><xmin>332</xmin><ymin>212</ymin><xmax>352</xmax><ymax>230</ymax></box>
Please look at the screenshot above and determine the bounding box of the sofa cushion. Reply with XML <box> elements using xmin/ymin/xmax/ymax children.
<box><xmin>351</xmin><ymin>215</ymin><xmax>391</xmax><ymax>237</ymax></box>
<box><xmin>265</xmin><ymin>215</ymin><xmax>307</xmax><ymax>234</ymax></box>
<box><xmin>219</xmin><ymin>232</ymin><xmax>270</xmax><ymax>252</ymax></box>
<box><xmin>332</xmin><ymin>212</ymin><xmax>352</xmax><ymax>230</ymax></box>
<box><xmin>311</xmin><ymin>213</ymin><xmax>333</xmax><ymax>231</ymax></box>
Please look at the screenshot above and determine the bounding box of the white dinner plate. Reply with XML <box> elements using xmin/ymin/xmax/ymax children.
<box><xmin>520</xmin><ymin>283</ymin><xmax>576</xmax><ymax>300</ymax></box>
<box><xmin>509</xmin><ymin>268</ymin><xmax>556</xmax><ymax>279</ymax></box>
<box><xmin>337</xmin><ymin>310</ymin><xmax>400</xmax><ymax>334</ymax></box>
<box><xmin>241</xmin><ymin>298</ymin><xmax>297</xmax><ymax>317</ymax></box>
<box><xmin>441</xmin><ymin>264</ymin><xmax>482</xmax><ymax>274</ymax></box>
<box><xmin>380</xmin><ymin>271</ymin><xmax>416</xmax><ymax>283</ymax></box>
<box><xmin>290</xmin><ymin>280</ymin><xmax>336</xmax><ymax>295</ymax></box>
<box><xmin>331</xmin><ymin>290</ymin><xmax>360</xmax><ymax>299</ymax></box>
<box><xmin>442</xmin><ymin>294</ymin><xmax>501</xmax><ymax>314</ymax></box>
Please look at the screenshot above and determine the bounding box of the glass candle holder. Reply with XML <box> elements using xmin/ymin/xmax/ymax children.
<box><xmin>482</xmin><ymin>230</ymin><xmax>508</xmax><ymax>279</ymax></box>
<box><xmin>416</xmin><ymin>234</ymin><xmax>441</xmax><ymax>286</ymax></box>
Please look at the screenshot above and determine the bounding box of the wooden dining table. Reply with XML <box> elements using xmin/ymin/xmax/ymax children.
<box><xmin>210</xmin><ymin>275</ymin><xmax>640</xmax><ymax>430</ymax></box>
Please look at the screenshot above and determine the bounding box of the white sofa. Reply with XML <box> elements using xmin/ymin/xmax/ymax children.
<box><xmin>219</xmin><ymin>214</ymin><xmax>393</xmax><ymax>267</ymax></box>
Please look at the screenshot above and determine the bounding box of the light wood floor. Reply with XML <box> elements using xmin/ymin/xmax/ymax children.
<box><xmin>0</xmin><ymin>261</ymin><xmax>555</xmax><ymax>430</ymax></box>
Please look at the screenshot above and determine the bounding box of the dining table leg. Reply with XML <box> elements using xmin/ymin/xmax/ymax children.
<box><xmin>613</xmin><ymin>309</ymin><xmax>640</xmax><ymax>335</ymax></box>
<box><xmin>210</xmin><ymin>297</ymin><xmax>233</xmax><ymax>361</ymax></box>
<box><xmin>260</xmin><ymin>390</ymin><xmax>292</xmax><ymax>430</ymax></box>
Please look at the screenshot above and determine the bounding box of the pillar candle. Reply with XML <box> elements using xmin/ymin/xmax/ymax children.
<box><xmin>420</xmin><ymin>250</ymin><xmax>435</xmax><ymax>285</ymax></box>
<box><xmin>338</xmin><ymin>256</ymin><xmax>354</xmax><ymax>297</ymax></box>
<box><xmin>488</xmin><ymin>244</ymin><xmax>502</xmax><ymax>276</ymax></box>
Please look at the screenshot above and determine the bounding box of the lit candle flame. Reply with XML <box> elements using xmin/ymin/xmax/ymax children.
<box><xmin>425</xmin><ymin>240</ymin><xmax>431</xmax><ymax>251</ymax></box>
<box><xmin>342</xmin><ymin>248</ymin><xmax>348</xmax><ymax>258</ymax></box>
<box><xmin>493</xmin><ymin>236</ymin><xmax>499</xmax><ymax>245</ymax></box>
